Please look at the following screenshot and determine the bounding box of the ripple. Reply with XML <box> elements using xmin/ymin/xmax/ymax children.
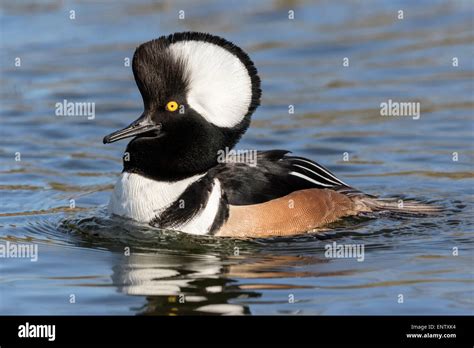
<box><xmin>1</xmin><ymin>0</ymin><xmax>473</xmax><ymax>315</ymax></box>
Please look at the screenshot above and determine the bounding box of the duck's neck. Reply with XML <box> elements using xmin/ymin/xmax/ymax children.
<box><xmin>123</xmin><ymin>137</ymin><xmax>214</xmax><ymax>181</ymax></box>
<box><xmin>123</xmin><ymin>120</ymin><xmax>247</xmax><ymax>182</ymax></box>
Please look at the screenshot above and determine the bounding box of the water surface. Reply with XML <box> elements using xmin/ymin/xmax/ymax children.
<box><xmin>0</xmin><ymin>0</ymin><xmax>473</xmax><ymax>315</ymax></box>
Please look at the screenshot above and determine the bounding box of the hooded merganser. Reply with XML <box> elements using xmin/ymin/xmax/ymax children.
<box><xmin>103</xmin><ymin>32</ymin><xmax>437</xmax><ymax>238</ymax></box>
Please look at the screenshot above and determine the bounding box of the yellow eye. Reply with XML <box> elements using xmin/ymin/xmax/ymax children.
<box><xmin>166</xmin><ymin>101</ymin><xmax>179</xmax><ymax>112</ymax></box>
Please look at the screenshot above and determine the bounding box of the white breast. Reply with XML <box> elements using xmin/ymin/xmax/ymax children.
<box><xmin>108</xmin><ymin>172</ymin><xmax>205</xmax><ymax>223</ymax></box>
<box><xmin>108</xmin><ymin>172</ymin><xmax>222</xmax><ymax>235</ymax></box>
<box><xmin>172</xmin><ymin>179</ymin><xmax>222</xmax><ymax>235</ymax></box>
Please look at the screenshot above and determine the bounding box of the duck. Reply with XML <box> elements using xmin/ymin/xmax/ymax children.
<box><xmin>103</xmin><ymin>32</ymin><xmax>436</xmax><ymax>238</ymax></box>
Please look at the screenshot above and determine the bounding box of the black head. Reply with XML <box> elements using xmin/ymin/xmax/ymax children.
<box><xmin>103</xmin><ymin>32</ymin><xmax>261</xmax><ymax>181</ymax></box>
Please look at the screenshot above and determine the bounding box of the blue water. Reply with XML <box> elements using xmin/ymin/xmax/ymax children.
<box><xmin>0</xmin><ymin>0</ymin><xmax>473</xmax><ymax>315</ymax></box>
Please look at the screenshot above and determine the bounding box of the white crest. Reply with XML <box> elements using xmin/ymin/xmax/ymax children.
<box><xmin>169</xmin><ymin>41</ymin><xmax>253</xmax><ymax>128</ymax></box>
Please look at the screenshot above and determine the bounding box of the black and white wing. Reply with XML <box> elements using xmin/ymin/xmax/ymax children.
<box><xmin>212</xmin><ymin>150</ymin><xmax>356</xmax><ymax>205</ymax></box>
<box><xmin>284</xmin><ymin>155</ymin><xmax>349</xmax><ymax>188</ymax></box>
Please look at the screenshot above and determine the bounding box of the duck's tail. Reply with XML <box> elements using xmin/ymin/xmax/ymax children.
<box><xmin>354</xmin><ymin>195</ymin><xmax>441</xmax><ymax>215</ymax></box>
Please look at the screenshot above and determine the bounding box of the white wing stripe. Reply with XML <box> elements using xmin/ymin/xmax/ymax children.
<box><xmin>292</xmin><ymin>164</ymin><xmax>340</xmax><ymax>185</ymax></box>
<box><xmin>292</xmin><ymin>158</ymin><xmax>348</xmax><ymax>186</ymax></box>
<box><xmin>289</xmin><ymin>171</ymin><xmax>333</xmax><ymax>187</ymax></box>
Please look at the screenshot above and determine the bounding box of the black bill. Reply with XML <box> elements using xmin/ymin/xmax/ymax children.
<box><xmin>103</xmin><ymin>114</ymin><xmax>162</xmax><ymax>144</ymax></box>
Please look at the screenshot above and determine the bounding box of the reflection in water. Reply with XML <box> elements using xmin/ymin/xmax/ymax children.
<box><xmin>1</xmin><ymin>0</ymin><xmax>473</xmax><ymax>315</ymax></box>
<box><xmin>111</xmin><ymin>251</ymin><xmax>329</xmax><ymax>315</ymax></box>
<box><xmin>113</xmin><ymin>252</ymin><xmax>255</xmax><ymax>315</ymax></box>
